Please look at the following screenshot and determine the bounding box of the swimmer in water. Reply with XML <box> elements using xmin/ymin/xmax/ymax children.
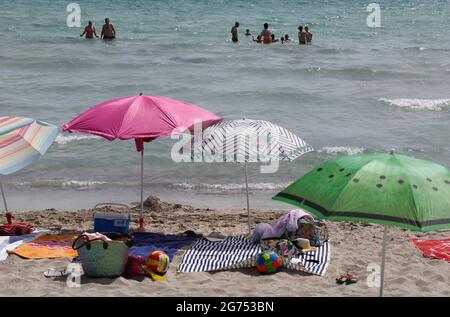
<box><xmin>298</xmin><ymin>25</ymin><xmax>307</xmax><ymax>45</ymax></box>
<box><xmin>245</xmin><ymin>29</ymin><xmax>252</xmax><ymax>36</ymax></box>
<box><xmin>260</xmin><ymin>23</ymin><xmax>272</xmax><ymax>44</ymax></box>
<box><xmin>252</xmin><ymin>35</ymin><xmax>262</xmax><ymax>43</ymax></box>
<box><xmin>271</xmin><ymin>34</ymin><xmax>279</xmax><ymax>43</ymax></box>
<box><xmin>280</xmin><ymin>36</ymin><xmax>285</xmax><ymax>44</ymax></box>
<box><xmin>80</xmin><ymin>21</ymin><xmax>99</xmax><ymax>39</ymax></box>
<box><xmin>284</xmin><ymin>33</ymin><xmax>291</xmax><ymax>43</ymax></box>
<box><xmin>231</xmin><ymin>22</ymin><xmax>239</xmax><ymax>42</ymax></box>
<box><xmin>101</xmin><ymin>18</ymin><xmax>116</xmax><ymax>40</ymax></box>
<box><xmin>305</xmin><ymin>26</ymin><xmax>313</xmax><ymax>44</ymax></box>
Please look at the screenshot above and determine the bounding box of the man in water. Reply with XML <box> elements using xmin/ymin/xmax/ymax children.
<box><xmin>271</xmin><ymin>34</ymin><xmax>279</xmax><ymax>43</ymax></box>
<box><xmin>305</xmin><ymin>26</ymin><xmax>313</xmax><ymax>44</ymax></box>
<box><xmin>298</xmin><ymin>26</ymin><xmax>307</xmax><ymax>45</ymax></box>
<box><xmin>231</xmin><ymin>22</ymin><xmax>239</xmax><ymax>42</ymax></box>
<box><xmin>280</xmin><ymin>36</ymin><xmax>285</xmax><ymax>44</ymax></box>
<box><xmin>80</xmin><ymin>21</ymin><xmax>99</xmax><ymax>39</ymax></box>
<box><xmin>284</xmin><ymin>33</ymin><xmax>291</xmax><ymax>43</ymax></box>
<box><xmin>245</xmin><ymin>29</ymin><xmax>252</xmax><ymax>36</ymax></box>
<box><xmin>101</xmin><ymin>18</ymin><xmax>116</xmax><ymax>40</ymax></box>
<box><xmin>260</xmin><ymin>23</ymin><xmax>272</xmax><ymax>44</ymax></box>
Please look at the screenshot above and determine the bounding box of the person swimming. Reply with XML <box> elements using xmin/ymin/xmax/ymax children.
<box><xmin>298</xmin><ymin>25</ymin><xmax>307</xmax><ymax>44</ymax></box>
<box><xmin>252</xmin><ymin>35</ymin><xmax>262</xmax><ymax>43</ymax></box>
<box><xmin>231</xmin><ymin>22</ymin><xmax>239</xmax><ymax>42</ymax></box>
<box><xmin>80</xmin><ymin>21</ymin><xmax>99</xmax><ymax>39</ymax></box>
<box><xmin>305</xmin><ymin>26</ymin><xmax>313</xmax><ymax>44</ymax></box>
<box><xmin>284</xmin><ymin>33</ymin><xmax>291</xmax><ymax>42</ymax></box>
<box><xmin>260</xmin><ymin>23</ymin><xmax>272</xmax><ymax>44</ymax></box>
<box><xmin>280</xmin><ymin>36</ymin><xmax>285</xmax><ymax>44</ymax></box>
<box><xmin>245</xmin><ymin>29</ymin><xmax>252</xmax><ymax>36</ymax></box>
<box><xmin>101</xmin><ymin>18</ymin><xmax>116</xmax><ymax>40</ymax></box>
<box><xmin>271</xmin><ymin>34</ymin><xmax>279</xmax><ymax>43</ymax></box>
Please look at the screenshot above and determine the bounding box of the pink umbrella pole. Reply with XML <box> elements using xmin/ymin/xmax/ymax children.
<box><xmin>139</xmin><ymin>147</ymin><xmax>145</xmax><ymax>230</ymax></box>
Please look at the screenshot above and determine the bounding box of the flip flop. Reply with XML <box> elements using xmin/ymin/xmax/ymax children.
<box><xmin>44</xmin><ymin>268</ymin><xmax>69</xmax><ymax>278</ymax></box>
<box><xmin>336</xmin><ymin>273</ymin><xmax>349</xmax><ymax>285</ymax></box>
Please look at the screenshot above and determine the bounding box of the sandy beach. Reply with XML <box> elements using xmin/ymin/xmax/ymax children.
<box><xmin>1</xmin><ymin>196</ymin><xmax>449</xmax><ymax>297</ymax></box>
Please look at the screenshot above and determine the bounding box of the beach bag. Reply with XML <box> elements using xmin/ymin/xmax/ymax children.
<box><xmin>259</xmin><ymin>239</ymin><xmax>299</xmax><ymax>266</ymax></box>
<box><xmin>72</xmin><ymin>232</ymin><xmax>134</xmax><ymax>278</ymax></box>
<box><xmin>284</xmin><ymin>218</ymin><xmax>329</xmax><ymax>247</ymax></box>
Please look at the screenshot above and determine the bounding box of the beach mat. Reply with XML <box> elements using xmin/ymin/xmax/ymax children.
<box><xmin>177</xmin><ymin>236</ymin><xmax>330</xmax><ymax>276</ymax></box>
<box><xmin>8</xmin><ymin>233</ymin><xmax>78</xmax><ymax>259</ymax></box>
<box><xmin>412</xmin><ymin>237</ymin><xmax>450</xmax><ymax>262</ymax></box>
<box><xmin>129</xmin><ymin>232</ymin><xmax>199</xmax><ymax>261</ymax></box>
<box><xmin>0</xmin><ymin>231</ymin><xmax>49</xmax><ymax>261</ymax></box>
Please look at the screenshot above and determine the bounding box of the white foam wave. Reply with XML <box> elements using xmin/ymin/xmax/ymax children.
<box><xmin>318</xmin><ymin>146</ymin><xmax>365</xmax><ymax>155</ymax></box>
<box><xmin>172</xmin><ymin>182</ymin><xmax>289</xmax><ymax>192</ymax></box>
<box><xmin>379</xmin><ymin>98</ymin><xmax>450</xmax><ymax>111</ymax></box>
<box><xmin>55</xmin><ymin>134</ymin><xmax>101</xmax><ymax>145</ymax></box>
<box><xmin>61</xmin><ymin>180</ymin><xmax>108</xmax><ymax>188</ymax></box>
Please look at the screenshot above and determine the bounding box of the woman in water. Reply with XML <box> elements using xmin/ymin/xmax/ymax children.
<box><xmin>101</xmin><ymin>18</ymin><xmax>116</xmax><ymax>40</ymax></box>
<box><xmin>80</xmin><ymin>21</ymin><xmax>99</xmax><ymax>39</ymax></box>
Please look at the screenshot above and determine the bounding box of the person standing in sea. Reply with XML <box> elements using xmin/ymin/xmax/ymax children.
<box><xmin>101</xmin><ymin>18</ymin><xmax>116</xmax><ymax>40</ymax></box>
<box><xmin>298</xmin><ymin>25</ymin><xmax>307</xmax><ymax>44</ymax></box>
<box><xmin>80</xmin><ymin>21</ymin><xmax>99</xmax><ymax>39</ymax></box>
<box><xmin>305</xmin><ymin>26</ymin><xmax>313</xmax><ymax>44</ymax></box>
<box><xmin>231</xmin><ymin>22</ymin><xmax>239</xmax><ymax>42</ymax></box>
<box><xmin>260</xmin><ymin>23</ymin><xmax>272</xmax><ymax>44</ymax></box>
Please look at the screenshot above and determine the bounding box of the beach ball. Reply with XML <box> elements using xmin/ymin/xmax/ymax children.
<box><xmin>146</xmin><ymin>250</ymin><xmax>170</xmax><ymax>275</ymax></box>
<box><xmin>256</xmin><ymin>251</ymin><xmax>281</xmax><ymax>274</ymax></box>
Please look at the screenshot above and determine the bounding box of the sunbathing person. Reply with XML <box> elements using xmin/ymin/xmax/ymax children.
<box><xmin>80</xmin><ymin>21</ymin><xmax>99</xmax><ymax>39</ymax></box>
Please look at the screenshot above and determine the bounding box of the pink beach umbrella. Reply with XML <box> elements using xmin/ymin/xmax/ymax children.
<box><xmin>62</xmin><ymin>94</ymin><xmax>221</xmax><ymax>229</ymax></box>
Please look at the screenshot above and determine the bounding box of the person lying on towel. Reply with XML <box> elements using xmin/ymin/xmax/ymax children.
<box><xmin>251</xmin><ymin>209</ymin><xmax>314</xmax><ymax>243</ymax></box>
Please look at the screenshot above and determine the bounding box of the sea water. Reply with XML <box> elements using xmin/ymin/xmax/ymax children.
<box><xmin>1</xmin><ymin>0</ymin><xmax>449</xmax><ymax>210</ymax></box>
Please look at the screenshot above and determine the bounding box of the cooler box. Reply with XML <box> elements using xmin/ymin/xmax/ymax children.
<box><xmin>93</xmin><ymin>203</ymin><xmax>131</xmax><ymax>234</ymax></box>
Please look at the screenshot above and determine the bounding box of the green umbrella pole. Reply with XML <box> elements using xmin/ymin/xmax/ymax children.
<box><xmin>379</xmin><ymin>225</ymin><xmax>388</xmax><ymax>297</ymax></box>
<box><xmin>0</xmin><ymin>180</ymin><xmax>8</xmax><ymax>213</ymax></box>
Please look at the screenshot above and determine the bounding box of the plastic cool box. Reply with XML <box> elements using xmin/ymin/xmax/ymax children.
<box><xmin>93</xmin><ymin>203</ymin><xmax>131</xmax><ymax>234</ymax></box>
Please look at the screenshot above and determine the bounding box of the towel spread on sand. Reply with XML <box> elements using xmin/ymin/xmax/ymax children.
<box><xmin>177</xmin><ymin>235</ymin><xmax>330</xmax><ymax>276</ymax></box>
<box><xmin>129</xmin><ymin>232</ymin><xmax>199</xmax><ymax>261</ymax></box>
<box><xmin>412</xmin><ymin>237</ymin><xmax>450</xmax><ymax>262</ymax></box>
<box><xmin>8</xmin><ymin>233</ymin><xmax>78</xmax><ymax>259</ymax></box>
<box><xmin>0</xmin><ymin>231</ymin><xmax>49</xmax><ymax>261</ymax></box>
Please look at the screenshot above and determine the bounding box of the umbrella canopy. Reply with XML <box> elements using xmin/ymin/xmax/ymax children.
<box><xmin>0</xmin><ymin>117</ymin><xmax>58</xmax><ymax>176</ymax></box>
<box><xmin>273</xmin><ymin>151</ymin><xmax>450</xmax><ymax>232</ymax></box>
<box><xmin>191</xmin><ymin>119</ymin><xmax>313</xmax><ymax>162</ymax></box>
<box><xmin>0</xmin><ymin>116</ymin><xmax>58</xmax><ymax>213</ymax></box>
<box><xmin>62</xmin><ymin>95</ymin><xmax>221</xmax><ymax>151</ymax></box>
<box><xmin>190</xmin><ymin>119</ymin><xmax>313</xmax><ymax>233</ymax></box>
<box><xmin>273</xmin><ymin>151</ymin><xmax>450</xmax><ymax>296</ymax></box>
<box><xmin>62</xmin><ymin>94</ymin><xmax>222</xmax><ymax>229</ymax></box>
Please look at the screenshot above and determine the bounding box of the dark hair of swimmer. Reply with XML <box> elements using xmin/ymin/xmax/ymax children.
<box><xmin>264</xmin><ymin>23</ymin><xmax>269</xmax><ymax>29</ymax></box>
<box><xmin>298</xmin><ymin>26</ymin><xmax>303</xmax><ymax>31</ymax></box>
<box><xmin>305</xmin><ymin>26</ymin><xmax>309</xmax><ymax>31</ymax></box>
<box><xmin>88</xmin><ymin>21</ymin><xmax>92</xmax><ymax>26</ymax></box>
<box><xmin>271</xmin><ymin>34</ymin><xmax>275</xmax><ymax>39</ymax></box>
<box><xmin>235</xmin><ymin>22</ymin><xmax>239</xmax><ymax>27</ymax></box>
<box><xmin>105</xmin><ymin>18</ymin><xmax>110</xmax><ymax>23</ymax></box>
<box><xmin>281</xmin><ymin>37</ymin><xmax>285</xmax><ymax>43</ymax></box>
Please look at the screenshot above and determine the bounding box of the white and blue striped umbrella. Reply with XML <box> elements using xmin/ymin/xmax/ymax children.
<box><xmin>187</xmin><ymin>119</ymin><xmax>314</xmax><ymax>234</ymax></box>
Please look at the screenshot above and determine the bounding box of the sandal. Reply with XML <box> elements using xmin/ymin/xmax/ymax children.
<box><xmin>336</xmin><ymin>272</ymin><xmax>359</xmax><ymax>285</ymax></box>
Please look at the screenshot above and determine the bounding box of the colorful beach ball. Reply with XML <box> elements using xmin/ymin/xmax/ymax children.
<box><xmin>146</xmin><ymin>250</ymin><xmax>169</xmax><ymax>276</ymax></box>
<box><xmin>256</xmin><ymin>251</ymin><xmax>281</xmax><ymax>274</ymax></box>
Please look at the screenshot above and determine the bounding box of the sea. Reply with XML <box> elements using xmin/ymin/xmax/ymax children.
<box><xmin>1</xmin><ymin>0</ymin><xmax>449</xmax><ymax>211</ymax></box>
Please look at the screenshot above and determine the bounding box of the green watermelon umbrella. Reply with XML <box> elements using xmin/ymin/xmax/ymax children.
<box><xmin>273</xmin><ymin>151</ymin><xmax>450</xmax><ymax>296</ymax></box>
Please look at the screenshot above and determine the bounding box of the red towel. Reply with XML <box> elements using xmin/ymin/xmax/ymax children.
<box><xmin>411</xmin><ymin>237</ymin><xmax>450</xmax><ymax>262</ymax></box>
<box><xmin>0</xmin><ymin>213</ymin><xmax>35</xmax><ymax>236</ymax></box>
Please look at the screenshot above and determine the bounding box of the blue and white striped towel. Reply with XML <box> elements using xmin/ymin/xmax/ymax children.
<box><xmin>178</xmin><ymin>235</ymin><xmax>330</xmax><ymax>276</ymax></box>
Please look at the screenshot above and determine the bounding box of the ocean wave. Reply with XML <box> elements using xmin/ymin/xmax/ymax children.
<box><xmin>61</xmin><ymin>180</ymin><xmax>108</xmax><ymax>188</ymax></box>
<box><xmin>55</xmin><ymin>134</ymin><xmax>102</xmax><ymax>145</ymax></box>
<box><xmin>378</xmin><ymin>98</ymin><xmax>450</xmax><ymax>111</ymax></box>
<box><xmin>318</xmin><ymin>146</ymin><xmax>365</xmax><ymax>155</ymax></box>
<box><xmin>170</xmin><ymin>182</ymin><xmax>290</xmax><ymax>192</ymax></box>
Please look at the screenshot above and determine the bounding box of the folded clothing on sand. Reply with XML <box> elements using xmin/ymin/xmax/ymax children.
<box><xmin>8</xmin><ymin>233</ymin><xmax>78</xmax><ymax>259</ymax></box>
<box><xmin>412</xmin><ymin>237</ymin><xmax>450</xmax><ymax>262</ymax></box>
<box><xmin>178</xmin><ymin>235</ymin><xmax>330</xmax><ymax>276</ymax></box>
<box><xmin>129</xmin><ymin>232</ymin><xmax>200</xmax><ymax>261</ymax></box>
